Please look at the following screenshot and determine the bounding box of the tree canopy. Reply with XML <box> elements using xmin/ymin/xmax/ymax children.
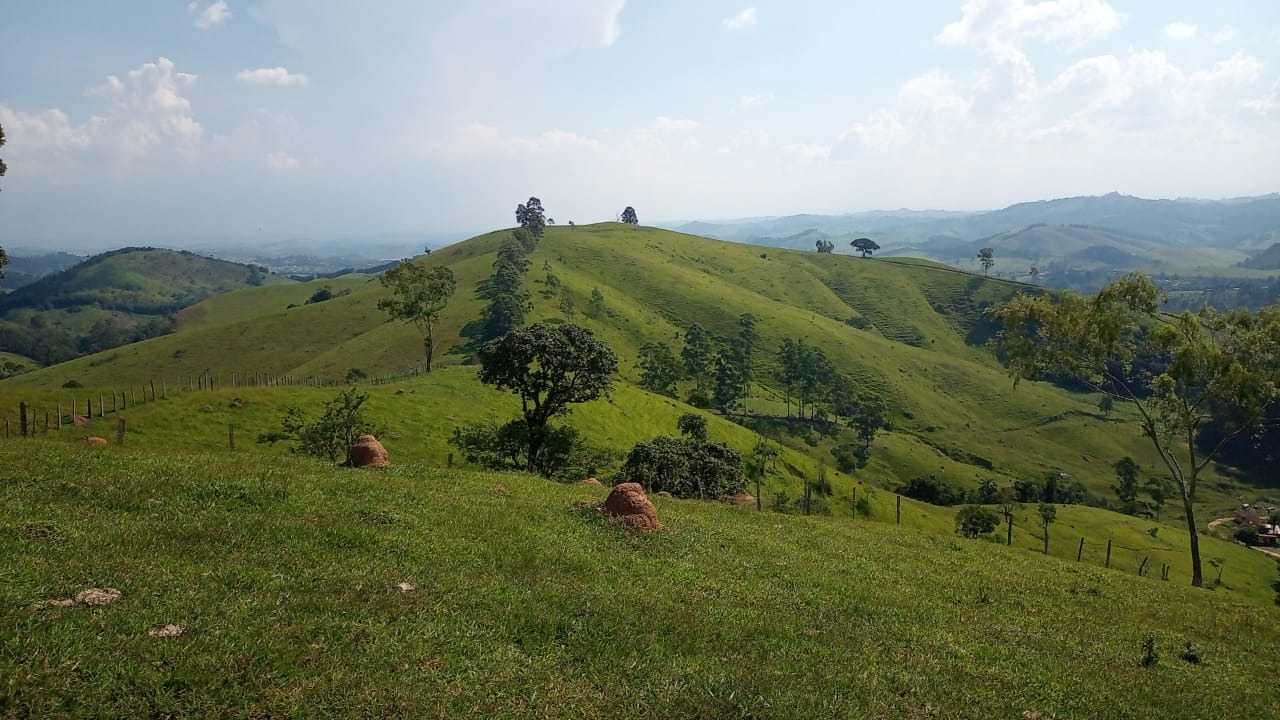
<box><xmin>851</xmin><ymin>237</ymin><xmax>880</xmax><ymax>258</ymax></box>
<box><xmin>993</xmin><ymin>273</ymin><xmax>1280</xmax><ymax>586</ymax></box>
<box><xmin>515</xmin><ymin>197</ymin><xmax>546</xmax><ymax>237</ymax></box>
<box><xmin>377</xmin><ymin>261</ymin><xmax>456</xmax><ymax>372</ymax></box>
<box><xmin>476</xmin><ymin>323</ymin><xmax>618</xmax><ymax>472</ymax></box>
<box><xmin>977</xmin><ymin>247</ymin><xmax>994</xmax><ymax>276</ymax></box>
<box><xmin>621</xmin><ymin>206</ymin><xmax>638</xmax><ymax>225</ymax></box>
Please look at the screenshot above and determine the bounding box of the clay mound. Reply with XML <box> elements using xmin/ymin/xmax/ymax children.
<box><xmin>602</xmin><ymin>482</ymin><xmax>662</xmax><ymax>531</ymax></box>
<box><xmin>580</xmin><ymin>477</ymin><xmax>604</xmax><ymax>487</ymax></box>
<box><xmin>394</xmin><ymin>389</ymin><xmax>407</xmax><ymax>396</ymax></box>
<box><xmin>148</xmin><ymin>624</ymin><xmax>185</xmax><ymax>638</ymax></box>
<box><xmin>731</xmin><ymin>492</ymin><xmax>756</xmax><ymax>507</ymax></box>
<box><xmin>80</xmin><ymin>436</ymin><xmax>108</xmax><ymax>448</ymax></box>
<box><xmin>349</xmin><ymin>435</ymin><xmax>390</xmax><ymax>468</ymax></box>
<box><xmin>656</xmin><ymin>491</ymin><xmax>673</xmax><ymax>498</ymax></box>
<box><xmin>228</xmin><ymin>398</ymin><xmax>245</xmax><ymax>409</ymax></box>
<box><xmin>75</xmin><ymin>587</ymin><xmax>122</xmax><ymax>606</ymax></box>
<box><xmin>199</xmin><ymin>405</ymin><xmax>215</xmax><ymax>413</ymax></box>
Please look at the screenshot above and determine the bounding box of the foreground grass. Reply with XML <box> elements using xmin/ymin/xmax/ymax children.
<box><xmin>1</xmin><ymin>443</ymin><xmax>1277</xmax><ymax>719</ymax></box>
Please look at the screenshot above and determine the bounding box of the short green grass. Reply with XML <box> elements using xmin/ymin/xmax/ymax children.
<box><xmin>1</xmin><ymin>443</ymin><xmax>1276</xmax><ymax>719</ymax></box>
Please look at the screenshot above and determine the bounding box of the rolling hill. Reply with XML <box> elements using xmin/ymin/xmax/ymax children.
<box><xmin>0</xmin><ymin>247</ymin><xmax>293</xmax><ymax>366</ymax></box>
<box><xmin>2</xmin><ymin>223</ymin><xmax>1272</xmax><ymax>526</ymax></box>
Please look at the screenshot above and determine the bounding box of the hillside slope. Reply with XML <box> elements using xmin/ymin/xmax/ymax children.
<box><xmin>1</xmin><ymin>224</ymin><xmax>1261</xmax><ymax>521</ymax></box>
<box><xmin>0</xmin><ymin>443</ymin><xmax>1276</xmax><ymax>718</ymax></box>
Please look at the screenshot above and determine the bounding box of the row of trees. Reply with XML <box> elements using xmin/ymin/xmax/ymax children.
<box><xmin>814</xmin><ymin>237</ymin><xmax>880</xmax><ymax>257</ymax></box>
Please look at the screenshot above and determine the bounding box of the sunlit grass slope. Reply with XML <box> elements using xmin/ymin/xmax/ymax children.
<box><xmin>1</xmin><ymin>443</ymin><xmax>1276</xmax><ymax>719</ymax></box>
<box><xmin>0</xmin><ymin>223</ymin><xmax>1259</xmax><ymax>517</ymax></box>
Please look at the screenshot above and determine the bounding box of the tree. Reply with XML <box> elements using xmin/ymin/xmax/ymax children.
<box><xmin>977</xmin><ymin>247</ymin><xmax>994</xmax><ymax>276</ymax></box>
<box><xmin>851</xmin><ymin>237</ymin><xmax>880</xmax><ymax>258</ymax></box>
<box><xmin>972</xmin><ymin>477</ymin><xmax>1000</xmax><ymax>504</ymax></box>
<box><xmin>515</xmin><ymin>197</ymin><xmax>547</xmax><ymax>236</ymax></box>
<box><xmin>997</xmin><ymin>486</ymin><xmax>1019</xmax><ymax>545</ymax></box>
<box><xmin>1</xmin><ymin>123</ymin><xmax>8</xmax><ymax>284</ymax></box>
<box><xmin>846</xmin><ymin>392</ymin><xmax>887</xmax><ymax>451</ymax></box>
<box><xmin>617</xmin><ymin>435</ymin><xmax>745</xmax><ymax>499</ymax></box>
<box><xmin>676</xmin><ymin>412</ymin><xmax>707</xmax><ymax>441</ymax></box>
<box><xmin>815</xmin><ymin>239</ymin><xmax>835</xmax><ymax>254</ymax></box>
<box><xmin>621</xmin><ymin>206</ymin><xmax>639</xmax><ymax>225</ymax></box>
<box><xmin>377</xmin><ymin>262</ymin><xmax>456</xmax><ymax>372</ymax></box>
<box><xmin>475</xmin><ymin>323</ymin><xmax>618</xmax><ymax>473</ymax></box>
<box><xmin>1038</xmin><ymin>502</ymin><xmax>1057</xmax><ymax>554</ymax></box>
<box><xmin>1029</xmin><ymin>266</ymin><xmax>1040</xmax><ymax>284</ymax></box>
<box><xmin>1112</xmin><ymin>456</ymin><xmax>1141</xmax><ymax>513</ymax></box>
<box><xmin>713</xmin><ymin>346</ymin><xmax>750</xmax><ymax>412</ymax></box>
<box><xmin>1145</xmin><ymin>477</ymin><xmax>1170</xmax><ymax>520</ymax></box>
<box><xmin>1098</xmin><ymin>395</ymin><xmax>1114</xmax><ymax>417</ymax></box>
<box><xmin>637</xmin><ymin>341</ymin><xmax>681</xmax><ymax>395</ymax></box>
<box><xmin>479</xmin><ymin>241</ymin><xmax>532</xmax><ymax>341</ymax></box>
<box><xmin>681</xmin><ymin>323</ymin><xmax>715</xmax><ymax>391</ymax></box>
<box><xmin>993</xmin><ymin>273</ymin><xmax>1280</xmax><ymax>587</ymax></box>
<box><xmin>956</xmin><ymin>505</ymin><xmax>1001</xmax><ymax>539</ymax></box>
<box><xmin>558</xmin><ymin>286</ymin><xmax>576</xmax><ymax>320</ymax></box>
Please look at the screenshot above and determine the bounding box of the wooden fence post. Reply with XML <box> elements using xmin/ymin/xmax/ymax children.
<box><xmin>851</xmin><ymin>486</ymin><xmax>856</xmax><ymax>518</ymax></box>
<box><xmin>57</xmin><ymin>404</ymin><xmax>62</xmax><ymax>431</ymax></box>
<box><xmin>151</xmin><ymin>379</ymin><xmax>157</xmax><ymax>401</ymax></box>
<box><xmin>161</xmin><ymin>378</ymin><xmax>167</xmax><ymax>399</ymax></box>
<box><xmin>895</xmin><ymin>495</ymin><xmax>902</xmax><ymax>524</ymax></box>
<box><xmin>112</xmin><ymin>392</ymin><xmax>118</xmax><ymax>413</ymax></box>
<box><xmin>447</xmin><ymin>452</ymin><xmax>454</xmax><ymax>469</ymax></box>
<box><xmin>1077</xmin><ymin>537</ymin><xmax>1085</xmax><ymax>562</ymax></box>
<box><xmin>116</xmin><ymin>417</ymin><xmax>125</xmax><ymax>446</ymax></box>
<box><xmin>1105</xmin><ymin>539</ymin><xmax>1112</xmax><ymax>568</ymax></box>
<box><xmin>228</xmin><ymin>424</ymin><xmax>235</xmax><ymax>451</ymax></box>
<box><xmin>130</xmin><ymin>386</ymin><xmax>136</xmax><ymax>406</ymax></box>
<box><xmin>19</xmin><ymin>402</ymin><xmax>28</xmax><ymax>437</ymax></box>
<box><xmin>1138</xmin><ymin>556</ymin><xmax>1149</xmax><ymax>577</ymax></box>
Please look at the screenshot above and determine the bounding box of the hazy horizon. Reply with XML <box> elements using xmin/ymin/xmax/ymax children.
<box><xmin>2</xmin><ymin>0</ymin><xmax>1278</xmax><ymax>247</ymax></box>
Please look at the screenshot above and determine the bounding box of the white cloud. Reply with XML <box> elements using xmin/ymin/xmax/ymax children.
<box><xmin>898</xmin><ymin>71</ymin><xmax>974</xmax><ymax>118</ymax></box>
<box><xmin>937</xmin><ymin>0</ymin><xmax>1125</xmax><ymax>50</ymax></box>
<box><xmin>736</xmin><ymin>93</ymin><xmax>775</xmax><ymax>111</ymax></box>
<box><xmin>1210</xmin><ymin>25</ymin><xmax>1236</xmax><ymax>44</ymax></box>
<box><xmin>264</xmin><ymin>151</ymin><xmax>301</xmax><ymax>170</ymax></box>
<box><xmin>651</xmin><ymin>116</ymin><xmax>699</xmax><ymax>133</ymax></box>
<box><xmin>236</xmin><ymin>67</ymin><xmax>311</xmax><ymax>86</ymax></box>
<box><xmin>781</xmin><ymin>142</ymin><xmax>832</xmax><ymax>163</ymax></box>
<box><xmin>723</xmin><ymin>8</ymin><xmax>758</xmax><ymax>31</ymax></box>
<box><xmin>192</xmin><ymin>1</ymin><xmax>230</xmax><ymax>30</ymax></box>
<box><xmin>1163</xmin><ymin>22</ymin><xmax>1198</xmax><ymax>41</ymax></box>
<box><xmin>0</xmin><ymin>57</ymin><xmax>203</xmax><ymax>176</ymax></box>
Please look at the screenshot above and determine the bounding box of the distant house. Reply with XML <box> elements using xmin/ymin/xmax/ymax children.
<box><xmin>1234</xmin><ymin>506</ymin><xmax>1262</xmax><ymax>526</ymax></box>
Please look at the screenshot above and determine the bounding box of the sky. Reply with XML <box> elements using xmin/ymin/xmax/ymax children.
<box><xmin>1</xmin><ymin>0</ymin><xmax>1278</xmax><ymax>248</ymax></box>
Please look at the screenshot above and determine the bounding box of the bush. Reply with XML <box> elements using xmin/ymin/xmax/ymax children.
<box><xmin>955</xmin><ymin>505</ymin><xmax>1001</xmax><ymax>538</ymax></box>
<box><xmin>897</xmin><ymin>475</ymin><xmax>967</xmax><ymax>506</ymax></box>
<box><xmin>449</xmin><ymin>419</ymin><xmax>588</xmax><ymax>479</ymax></box>
<box><xmin>257</xmin><ymin>388</ymin><xmax>381</xmax><ymax>464</ymax></box>
<box><xmin>616</xmin><ymin>435</ymin><xmax>745</xmax><ymax>499</ymax></box>
<box><xmin>62</xmin><ymin>379</ymin><xmax>83</xmax><ymax>389</ymax></box>
<box><xmin>306</xmin><ymin>286</ymin><xmax>334</xmax><ymax>304</ymax></box>
<box><xmin>1234</xmin><ymin>525</ymin><xmax>1260</xmax><ymax>546</ymax></box>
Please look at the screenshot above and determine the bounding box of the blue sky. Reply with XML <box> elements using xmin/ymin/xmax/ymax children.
<box><xmin>1</xmin><ymin>0</ymin><xmax>1277</xmax><ymax>248</ymax></box>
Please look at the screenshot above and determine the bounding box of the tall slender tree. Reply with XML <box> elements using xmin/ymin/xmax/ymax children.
<box><xmin>993</xmin><ymin>273</ymin><xmax>1280</xmax><ymax>587</ymax></box>
<box><xmin>377</xmin><ymin>262</ymin><xmax>456</xmax><ymax>373</ymax></box>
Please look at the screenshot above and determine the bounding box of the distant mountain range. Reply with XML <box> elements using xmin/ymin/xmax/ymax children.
<box><xmin>663</xmin><ymin>193</ymin><xmax>1280</xmax><ymax>269</ymax></box>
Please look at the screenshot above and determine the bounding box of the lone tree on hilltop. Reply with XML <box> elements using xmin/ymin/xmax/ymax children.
<box><xmin>516</xmin><ymin>197</ymin><xmax>547</xmax><ymax>237</ymax></box>
<box><xmin>851</xmin><ymin>237</ymin><xmax>880</xmax><ymax>258</ymax></box>
<box><xmin>815</xmin><ymin>239</ymin><xmax>834</xmax><ymax>253</ymax></box>
<box><xmin>621</xmin><ymin>206</ymin><xmax>639</xmax><ymax>226</ymax></box>
<box><xmin>377</xmin><ymin>262</ymin><xmax>456</xmax><ymax>373</ymax></box>
<box><xmin>978</xmin><ymin>247</ymin><xmax>995</xmax><ymax>276</ymax></box>
<box><xmin>475</xmin><ymin>323</ymin><xmax>618</xmax><ymax>473</ymax></box>
<box><xmin>993</xmin><ymin>273</ymin><xmax>1280</xmax><ymax>587</ymax></box>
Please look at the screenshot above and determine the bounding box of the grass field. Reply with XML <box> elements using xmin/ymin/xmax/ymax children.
<box><xmin>1</xmin><ymin>442</ymin><xmax>1276</xmax><ymax>719</ymax></box>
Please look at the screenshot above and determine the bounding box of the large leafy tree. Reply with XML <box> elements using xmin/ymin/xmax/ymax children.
<box><xmin>993</xmin><ymin>273</ymin><xmax>1280</xmax><ymax>587</ymax></box>
<box><xmin>620</xmin><ymin>206</ymin><xmax>638</xmax><ymax>225</ymax></box>
<box><xmin>851</xmin><ymin>237</ymin><xmax>880</xmax><ymax>258</ymax></box>
<box><xmin>377</xmin><ymin>262</ymin><xmax>456</xmax><ymax>372</ymax></box>
<box><xmin>476</xmin><ymin>323</ymin><xmax>618</xmax><ymax>473</ymax></box>
<box><xmin>515</xmin><ymin>197</ymin><xmax>546</xmax><ymax>237</ymax></box>
<box><xmin>681</xmin><ymin>323</ymin><xmax>715</xmax><ymax>390</ymax></box>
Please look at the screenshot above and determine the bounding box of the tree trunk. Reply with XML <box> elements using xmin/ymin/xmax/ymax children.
<box><xmin>525</xmin><ymin>422</ymin><xmax>543</xmax><ymax>474</ymax></box>
<box><xmin>1042</xmin><ymin>529</ymin><xmax>1049</xmax><ymax>554</ymax></box>
<box><xmin>1182</xmin><ymin>496</ymin><xmax>1204</xmax><ymax>587</ymax></box>
<box><xmin>423</xmin><ymin>326</ymin><xmax>434</xmax><ymax>373</ymax></box>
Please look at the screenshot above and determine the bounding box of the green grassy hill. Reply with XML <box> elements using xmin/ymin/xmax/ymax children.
<box><xmin>0</xmin><ymin>442</ymin><xmax>1276</xmax><ymax>718</ymax></box>
<box><xmin>0</xmin><ymin>248</ymin><xmax>294</xmax><ymax>366</ymax></box>
<box><xmin>1</xmin><ymin>224</ymin><xmax>1265</xmax><ymax>515</ymax></box>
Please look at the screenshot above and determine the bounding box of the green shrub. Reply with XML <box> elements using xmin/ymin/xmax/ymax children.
<box><xmin>1234</xmin><ymin>525</ymin><xmax>1260</xmax><ymax>546</ymax></box>
<box><xmin>617</xmin><ymin>435</ymin><xmax>744</xmax><ymax>499</ymax></box>
<box><xmin>897</xmin><ymin>475</ymin><xmax>967</xmax><ymax>506</ymax></box>
<box><xmin>257</xmin><ymin>388</ymin><xmax>381</xmax><ymax>464</ymax></box>
<box><xmin>955</xmin><ymin>505</ymin><xmax>1001</xmax><ymax>539</ymax></box>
